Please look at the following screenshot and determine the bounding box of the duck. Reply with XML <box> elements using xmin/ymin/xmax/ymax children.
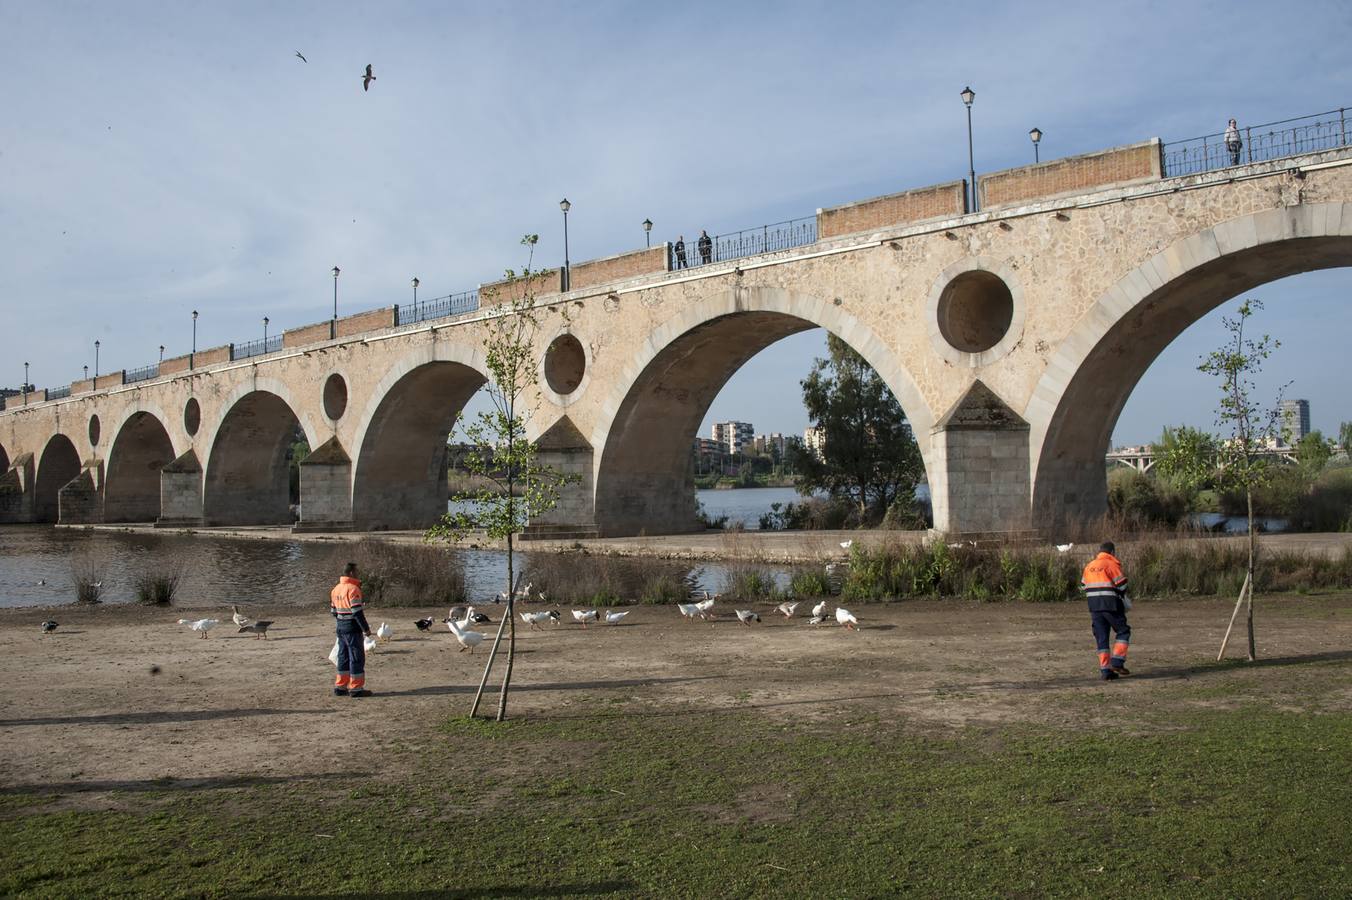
<box><xmin>776</xmin><ymin>601</ymin><xmax>799</xmax><ymax>618</ymax></box>
<box><xmin>572</xmin><ymin>609</ymin><xmax>599</xmax><ymax>628</ymax></box>
<box><xmin>811</xmin><ymin>599</ymin><xmax>828</xmax><ymax>619</ymax></box>
<box><xmin>231</xmin><ymin>605</ymin><xmax>250</xmax><ymax>628</ymax></box>
<box><xmin>178</xmin><ymin>618</ymin><xmax>220</xmax><ymax>639</ymax></box>
<box><xmin>447</xmin><ymin>620</ymin><xmax>485</xmax><ymax>653</ymax></box>
<box><xmin>238</xmin><ymin>620</ymin><xmax>273</xmax><ymax>639</ymax></box>
<box><xmin>40</xmin><ymin>620</ymin><xmax>58</xmax><ymax>634</ymax></box>
<box><xmin>835</xmin><ymin>607</ymin><xmax>859</xmax><ymax>630</ymax></box>
<box><xmin>468</xmin><ymin>609</ymin><xmax>493</xmax><ymax>625</ymax></box>
<box><xmin>735</xmin><ymin>609</ymin><xmax>761</xmax><ymax>625</ymax></box>
<box><xmin>603</xmin><ymin>610</ymin><xmax>630</xmax><ymax>626</ymax></box>
<box><xmin>376</xmin><ymin>622</ymin><xmax>393</xmax><ymax>643</ymax></box>
<box><xmin>413</xmin><ymin>618</ymin><xmax>434</xmax><ymax>632</ymax></box>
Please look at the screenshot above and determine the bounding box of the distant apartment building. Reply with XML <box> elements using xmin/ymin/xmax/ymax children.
<box><xmin>803</xmin><ymin>426</ymin><xmax>826</xmax><ymax>462</ymax></box>
<box><xmin>753</xmin><ymin>432</ymin><xmax>790</xmax><ymax>460</ymax></box>
<box><xmin>712</xmin><ymin>421</ymin><xmax>754</xmax><ymax>455</ymax></box>
<box><xmin>1280</xmin><ymin>399</ymin><xmax>1310</xmax><ymax>445</ymax></box>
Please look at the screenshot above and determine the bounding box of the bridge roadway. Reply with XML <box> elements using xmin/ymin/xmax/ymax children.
<box><xmin>4</xmin><ymin>134</ymin><xmax>1352</xmax><ymax>537</ymax></box>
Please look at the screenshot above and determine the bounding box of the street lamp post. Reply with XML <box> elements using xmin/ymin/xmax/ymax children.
<box><xmin>411</xmin><ymin>277</ymin><xmax>419</xmax><ymax>320</ymax></box>
<box><xmin>191</xmin><ymin>310</ymin><xmax>198</xmax><ymax>370</ymax></box>
<box><xmin>23</xmin><ymin>361</ymin><xmax>28</xmax><ymax>403</ymax></box>
<box><xmin>331</xmin><ymin>266</ymin><xmax>340</xmax><ymax>338</ymax></box>
<box><xmin>961</xmin><ymin>86</ymin><xmax>977</xmax><ymax>212</ymax></box>
<box><xmin>1029</xmin><ymin>126</ymin><xmax>1043</xmax><ymax>164</ymax></box>
<box><xmin>94</xmin><ymin>340</ymin><xmax>100</xmax><ymax>379</ymax></box>
<box><xmin>559</xmin><ymin>199</ymin><xmax>571</xmax><ymax>291</ymax></box>
<box><xmin>159</xmin><ymin>345</ymin><xmax>165</xmax><ymax>364</ymax></box>
<box><xmin>83</xmin><ymin>365</ymin><xmax>88</xmax><ymax>380</ymax></box>
<box><xmin>643</xmin><ymin>218</ymin><xmax>653</xmax><ymax>248</ymax></box>
<box><xmin>263</xmin><ymin>316</ymin><xmax>270</xmax><ymax>347</ymax></box>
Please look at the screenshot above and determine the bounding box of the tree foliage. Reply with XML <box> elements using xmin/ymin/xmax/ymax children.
<box><xmin>1295</xmin><ymin>430</ymin><xmax>1335</xmax><ymax>482</ymax></box>
<box><xmin>792</xmin><ymin>334</ymin><xmax>923</xmax><ymax>523</ymax></box>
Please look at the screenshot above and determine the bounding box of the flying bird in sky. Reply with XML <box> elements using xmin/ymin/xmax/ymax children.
<box><xmin>362</xmin><ymin>64</ymin><xmax>376</xmax><ymax>92</ymax></box>
<box><xmin>295</xmin><ymin>50</ymin><xmax>307</xmax><ymax>63</ymax></box>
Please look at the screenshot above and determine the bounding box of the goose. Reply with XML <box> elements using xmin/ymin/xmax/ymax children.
<box><xmin>448</xmin><ymin>606</ymin><xmax>468</xmax><ymax>623</ymax></box>
<box><xmin>572</xmin><ymin>609</ymin><xmax>599</xmax><ymax>628</ymax></box>
<box><xmin>676</xmin><ymin>602</ymin><xmax>702</xmax><ymax>621</ymax></box>
<box><xmin>376</xmin><ymin>622</ymin><xmax>393</xmax><ymax>643</ymax></box>
<box><xmin>521</xmin><ymin>610</ymin><xmax>552</xmax><ymax>631</ymax></box>
<box><xmin>735</xmin><ymin>609</ymin><xmax>760</xmax><ymax>625</ymax></box>
<box><xmin>414</xmin><ymin>618</ymin><xmax>434</xmax><ymax>632</ymax></box>
<box><xmin>468</xmin><ymin>609</ymin><xmax>493</xmax><ymax>625</ymax></box>
<box><xmin>364</xmin><ymin>634</ymin><xmax>378</xmax><ymax>653</ymax></box>
<box><xmin>238</xmin><ymin>620</ymin><xmax>273</xmax><ymax>639</ymax></box>
<box><xmin>178</xmin><ymin>618</ymin><xmax>220</xmax><ymax>639</ymax></box>
<box><xmin>835</xmin><ymin>607</ymin><xmax>859</xmax><ymax>630</ymax></box>
<box><xmin>447</xmin><ymin>620</ymin><xmax>485</xmax><ymax>653</ymax></box>
<box><xmin>603</xmin><ymin>610</ymin><xmax>630</xmax><ymax>626</ymax></box>
<box><xmin>808</xmin><ymin>614</ymin><xmax>829</xmax><ymax>626</ymax></box>
<box><xmin>231</xmin><ymin>605</ymin><xmax>250</xmax><ymax>628</ymax></box>
<box><xmin>1056</xmin><ymin>543</ymin><xmax>1075</xmax><ymax>553</ymax></box>
<box><xmin>514</xmin><ymin>582</ymin><xmax>535</xmax><ymax>602</ymax></box>
<box><xmin>545</xmin><ymin>610</ymin><xmax>561</xmax><ymax>625</ymax></box>
<box><xmin>811</xmin><ymin>599</ymin><xmax>828</xmax><ymax>619</ymax></box>
<box><xmin>776</xmin><ymin>601</ymin><xmax>800</xmax><ymax>618</ymax></box>
<box><xmin>695</xmin><ymin>593</ymin><xmax>717</xmax><ymax>619</ymax></box>
<box><xmin>40</xmin><ymin>620</ymin><xmax>58</xmax><ymax>634</ymax></box>
<box><xmin>840</xmin><ymin>539</ymin><xmax>853</xmax><ymax>549</ymax></box>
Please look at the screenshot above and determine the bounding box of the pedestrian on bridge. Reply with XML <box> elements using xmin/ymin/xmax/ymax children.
<box><xmin>1081</xmin><ymin>541</ymin><xmax>1133</xmax><ymax>681</ymax></box>
<box><xmin>674</xmin><ymin>235</ymin><xmax>688</xmax><ymax>269</ymax></box>
<box><xmin>698</xmin><ymin>229</ymin><xmax>713</xmax><ymax>265</ymax></box>
<box><xmin>330</xmin><ymin>562</ymin><xmax>373</xmax><ymax>697</ymax></box>
<box><xmin>1224</xmin><ymin>118</ymin><xmax>1242</xmax><ymax>166</ymax></box>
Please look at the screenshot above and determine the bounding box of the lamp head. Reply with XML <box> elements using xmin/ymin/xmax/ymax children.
<box><xmin>332</xmin><ymin>266</ymin><xmax>340</xmax><ymax>278</ymax></box>
<box><xmin>1029</xmin><ymin>126</ymin><xmax>1042</xmax><ymax>144</ymax></box>
<box><xmin>642</xmin><ymin>218</ymin><xmax>653</xmax><ymax>232</ymax></box>
<box><xmin>263</xmin><ymin>316</ymin><xmax>269</xmax><ymax>326</ymax></box>
<box><xmin>559</xmin><ymin>198</ymin><xmax>571</xmax><ymax>213</ymax></box>
<box><xmin>192</xmin><ymin>310</ymin><xmax>198</xmax><ymax>320</ymax></box>
<box><xmin>960</xmin><ymin>86</ymin><xmax>975</xmax><ymax>106</ymax></box>
<box><xmin>94</xmin><ymin>339</ymin><xmax>100</xmax><ymax>349</ymax></box>
<box><xmin>412</xmin><ymin>277</ymin><xmax>419</xmax><ymax>289</ymax></box>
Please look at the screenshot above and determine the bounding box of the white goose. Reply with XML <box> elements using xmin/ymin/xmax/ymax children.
<box><xmin>447</xmin><ymin>620</ymin><xmax>485</xmax><ymax>653</ymax></box>
<box><xmin>776</xmin><ymin>601</ymin><xmax>800</xmax><ymax>618</ymax></box>
<box><xmin>364</xmin><ymin>634</ymin><xmax>378</xmax><ymax>653</ymax></box>
<box><xmin>735</xmin><ymin>609</ymin><xmax>760</xmax><ymax>625</ymax></box>
<box><xmin>811</xmin><ymin>599</ymin><xmax>829</xmax><ymax>619</ymax></box>
<box><xmin>695</xmin><ymin>593</ymin><xmax>718</xmax><ymax>620</ymax></box>
<box><xmin>231</xmin><ymin>605</ymin><xmax>250</xmax><ymax>627</ymax></box>
<box><xmin>521</xmin><ymin>610</ymin><xmax>555</xmax><ymax>631</ymax></box>
<box><xmin>835</xmin><ymin>606</ymin><xmax>859</xmax><ymax>630</ymax></box>
<box><xmin>572</xmin><ymin>609</ymin><xmax>599</xmax><ymax>628</ymax></box>
<box><xmin>376</xmin><ymin>622</ymin><xmax>393</xmax><ymax>643</ymax></box>
<box><xmin>603</xmin><ymin>610</ymin><xmax>629</xmax><ymax>626</ymax></box>
<box><xmin>676</xmin><ymin>602</ymin><xmax>702</xmax><ymax>621</ymax></box>
<box><xmin>178</xmin><ymin>618</ymin><xmax>220</xmax><ymax>639</ymax></box>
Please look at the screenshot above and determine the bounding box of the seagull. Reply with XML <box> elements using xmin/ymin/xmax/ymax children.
<box><xmin>735</xmin><ymin>609</ymin><xmax>761</xmax><ymax>626</ymax></box>
<box><xmin>1056</xmin><ymin>543</ymin><xmax>1075</xmax><ymax>553</ymax></box>
<box><xmin>36</xmin><ymin>579</ymin><xmax>46</xmax><ymax>586</ymax></box>
<box><xmin>603</xmin><ymin>610</ymin><xmax>630</xmax><ymax>626</ymax></box>
<box><xmin>836</xmin><ymin>607</ymin><xmax>859</xmax><ymax>630</ymax></box>
<box><xmin>231</xmin><ymin>605</ymin><xmax>250</xmax><ymax>628</ymax></box>
<box><xmin>238</xmin><ymin>620</ymin><xmax>273</xmax><ymax>639</ymax></box>
<box><xmin>414</xmin><ymin>618</ymin><xmax>434</xmax><ymax>632</ymax></box>
<box><xmin>362</xmin><ymin>63</ymin><xmax>376</xmax><ymax>92</ymax></box>
<box><xmin>811</xmin><ymin>599</ymin><xmax>828</xmax><ymax>619</ymax></box>
<box><xmin>677</xmin><ymin>602</ymin><xmax>702</xmax><ymax>621</ymax></box>
<box><xmin>40</xmin><ymin>620</ymin><xmax>58</xmax><ymax>634</ymax></box>
<box><xmin>572</xmin><ymin>609</ymin><xmax>599</xmax><ymax>628</ymax></box>
<box><xmin>447</xmin><ymin>620</ymin><xmax>485</xmax><ymax>653</ymax></box>
<box><xmin>840</xmin><ymin>539</ymin><xmax>853</xmax><ymax>549</ymax></box>
<box><xmin>776</xmin><ymin>601</ymin><xmax>800</xmax><ymax>618</ymax></box>
<box><xmin>294</xmin><ymin>50</ymin><xmax>307</xmax><ymax>63</ymax></box>
<box><xmin>376</xmin><ymin>622</ymin><xmax>393</xmax><ymax>643</ymax></box>
<box><xmin>178</xmin><ymin>618</ymin><xmax>220</xmax><ymax>639</ymax></box>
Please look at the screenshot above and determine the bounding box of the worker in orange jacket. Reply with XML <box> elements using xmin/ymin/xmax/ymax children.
<box><xmin>330</xmin><ymin>562</ymin><xmax>373</xmax><ymax>697</ymax></box>
<box><xmin>1081</xmin><ymin>541</ymin><xmax>1132</xmax><ymax>681</ymax></box>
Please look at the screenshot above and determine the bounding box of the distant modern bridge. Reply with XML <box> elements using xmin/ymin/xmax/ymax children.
<box><xmin>4</xmin><ymin>107</ymin><xmax>1352</xmax><ymax>537</ymax></box>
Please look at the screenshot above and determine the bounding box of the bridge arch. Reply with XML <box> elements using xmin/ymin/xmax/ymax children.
<box><xmin>0</xmin><ymin>441</ymin><xmax>9</xmax><ymax>474</ymax></box>
<box><xmin>34</xmin><ymin>433</ymin><xmax>81</xmax><ymax>523</ymax></box>
<box><xmin>203</xmin><ymin>385</ymin><xmax>314</xmax><ymax>526</ymax></box>
<box><xmin>591</xmin><ymin>285</ymin><xmax>935</xmax><ymax>536</ymax></box>
<box><xmin>351</xmin><ymin>342</ymin><xmax>489</xmax><ymax>530</ymax></box>
<box><xmin>1028</xmin><ymin>202</ymin><xmax>1352</xmax><ymax>526</ymax></box>
<box><xmin>104</xmin><ymin>408</ymin><xmax>176</xmax><ymax>522</ymax></box>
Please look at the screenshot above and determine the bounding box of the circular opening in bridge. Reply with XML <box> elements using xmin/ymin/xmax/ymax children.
<box><xmin>184</xmin><ymin>398</ymin><xmax>201</xmax><ymax>436</ymax></box>
<box><xmin>88</xmin><ymin>415</ymin><xmax>101</xmax><ymax>446</ymax></box>
<box><xmin>543</xmin><ymin>334</ymin><xmax>586</xmax><ymax>396</ymax></box>
<box><xmin>323</xmin><ymin>373</ymin><xmax>348</xmax><ymax>420</ymax></box>
<box><xmin>936</xmin><ymin>270</ymin><xmax>1014</xmax><ymax>353</ymax></box>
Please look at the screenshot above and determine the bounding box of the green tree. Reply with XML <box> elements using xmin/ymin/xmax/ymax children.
<box><xmin>1154</xmin><ymin>424</ymin><xmax>1218</xmax><ymax>486</ymax></box>
<box><xmin>425</xmin><ymin>236</ymin><xmax>575</xmax><ymax>721</ymax></box>
<box><xmin>1338</xmin><ymin>421</ymin><xmax>1352</xmax><ymax>456</ymax></box>
<box><xmin>1166</xmin><ymin>300</ymin><xmax>1286</xmax><ymax>662</ymax></box>
<box><xmin>1295</xmin><ymin>430</ymin><xmax>1335</xmax><ymax>481</ymax></box>
<box><xmin>793</xmin><ymin>334</ymin><xmax>923</xmax><ymax>524</ymax></box>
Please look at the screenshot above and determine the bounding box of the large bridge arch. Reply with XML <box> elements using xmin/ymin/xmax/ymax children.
<box><xmin>34</xmin><ymin>433</ymin><xmax>81</xmax><ymax>523</ymax></box>
<box><xmin>104</xmin><ymin>408</ymin><xmax>177</xmax><ymax>522</ymax></box>
<box><xmin>591</xmin><ymin>285</ymin><xmax>936</xmax><ymax>536</ymax></box>
<box><xmin>203</xmin><ymin>386</ymin><xmax>314</xmax><ymax>526</ymax></box>
<box><xmin>350</xmin><ymin>343</ymin><xmax>489</xmax><ymax>530</ymax></box>
<box><xmin>1028</xmin><ymin>202</ymin><xmax>1352</xmax><ymax>526</ymax></box>
<box><xmin>0</xmin><ymin>441</ymin><xmax>9</xmax><ymax>474</ymax></box>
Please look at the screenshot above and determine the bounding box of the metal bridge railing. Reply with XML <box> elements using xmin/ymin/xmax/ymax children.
<box><xmin>125</xmin><ymin>364</ymin><xmax>160</xmax><ymax>384</ymax></box>
<box><xmin>47</xmin><ymin>386</ymin><xmax>71</xmax><ymax>400</ymax></box>
<box><xmin>1162</xmin><ymin>107</ymin><xmax>1351</xmax><ymax>178</ymax></box>
<box><xmin>668</xmin><ymin>215</ymin><xmax>818</xmax><ymax>272</ymax></box>
<box><xmin>232</xmin><ymin>335</ymin><xmax>282</xmax><ymax>361</ymax></box>
<box><xmin>395</xmin><ymin>289</ymin><xmax>480</xmax><ymax>326</ymax></box>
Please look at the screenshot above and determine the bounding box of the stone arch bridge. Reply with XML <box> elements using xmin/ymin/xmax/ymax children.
<box><xmin>4</xmin><ymin>134</ymin><xmax>1352</xmax><ymax>537</ymax></box>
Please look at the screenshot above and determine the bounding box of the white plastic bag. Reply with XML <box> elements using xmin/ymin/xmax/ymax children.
<box><xmin>328</xmin><ymin>638</ymin><xmax>340</xmax><ymax>667</ymax></box>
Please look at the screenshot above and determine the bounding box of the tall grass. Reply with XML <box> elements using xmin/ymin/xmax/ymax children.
<box><xmin>71</xmin><ymin>556</ymin><xmax>104</xmax><ymax>605</ymax></box>
<box><xmin>134</xmin><ymin>569</ymin><xmax>181</xmax><ymax>605</ymax></box>
<box><xmin>352</xmin><ymin>540</ymin><xmax>466</xmax><ymax>607</ymax></box>
<box><xmin>522</xmin><ymin>553</ymin><xmax>700</xmax><ymax>607</ymax></box>
<box><xmin>718</xmin><ymin>564</ymin><xmax>780</xmax><ymax>602</ymax></box>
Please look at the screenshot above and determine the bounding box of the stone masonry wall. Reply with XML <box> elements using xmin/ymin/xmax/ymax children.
<box><xmin>978</xmin><ymin>139</ymin><xmax>1162</xmax><ymax>210</ymax></box>
<box><xmin>818</xmin><ymin>181</ymin><xmax>967</xmax><ymax>239</ymax></box>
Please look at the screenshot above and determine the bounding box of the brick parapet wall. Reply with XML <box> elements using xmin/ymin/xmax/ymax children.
<box><xmin>978</xmin><ymin>139</ymin><xmax>1162</xmax><ymax>210</ymax></box>
<box><xmin>480</xmin><ymin>270</ymin><xmax>560</xmax><ymax>306</ymax></box>
<box><xmin>818</xmin><ymin>181</ymin><xmax>968</xmax><ymax>239</ymax></box>
<box><xmin>335</xmin><ymin>307</ymin><xmax>395</xmax><ymax>339</ymax></box>
<box><xmin>95</xmin><ymin>372</ymin><xmax>125</xmax><ymax>390</ymax></box>
<box><xmin>283</xmin><ymin>321</ymin><xmax>333</xmax><ymax>348</ymax></box>
<box><xmin>569</xmin><ymin>246</ymin><xmax>669</xmax><ymax>291</ymax></box>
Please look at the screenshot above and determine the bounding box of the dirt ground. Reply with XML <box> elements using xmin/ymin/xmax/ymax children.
<box><xmin>4</xmin><ymin>592</ymin><xmax>1350</xmax><ymax>802</ymax></box>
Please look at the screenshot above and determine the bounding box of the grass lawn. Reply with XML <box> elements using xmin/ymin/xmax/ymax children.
<box><xmin>5</xmin><ymin>701</ymin><xmax>1350</xmax><ymax>898</ymax></box>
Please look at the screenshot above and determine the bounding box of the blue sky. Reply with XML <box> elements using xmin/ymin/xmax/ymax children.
<box><xmin>3</xmin><ymin>0</ymin><xmax>1350</xmax><ymax>446</ymax></box>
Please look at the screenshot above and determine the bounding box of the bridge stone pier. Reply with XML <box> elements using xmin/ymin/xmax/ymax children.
<box><xmin>5</xmin><ymin>135</ymin><xmax>1352</xmax><ymax>538</ymax></box>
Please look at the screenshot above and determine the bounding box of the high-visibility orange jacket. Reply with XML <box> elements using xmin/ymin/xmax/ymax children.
<box><xmin>1082</xmin><ymin>552</ymin><xmax>1128</xmax><ymax>612</ymax></box>
<box><xmin>330</xmin><ymin>576</ymin><xmax>370</xmax><ymax>632</ymax></box>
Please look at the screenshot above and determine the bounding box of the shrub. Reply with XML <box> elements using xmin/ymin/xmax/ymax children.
<box><xmin>135</xmin><ymin>571</ymin><xmax>181</xmax><ymax>605</ymax></box>
<box><xmin>523</xmin><ymin>553</ymin><xmax>698</xmax><ymax>607</ymax></box>
<box><xmin>719</xmin><ymin>563</ymin><xmax>780</xmax><ymax>601</ymax></box>
<box><xmin>353</xmin><ymin>540</ymin><xmax>467</xmax><ymax>607</ymax></box>
<box><xmin>71</xmin><ymin>556</ymin><xmax>104</xmax><ymax>605</ymax></box>
<box><xmin>788</xmin><ymin>569</ymin><xmax>832</xmax><ymax>597</ymax></box>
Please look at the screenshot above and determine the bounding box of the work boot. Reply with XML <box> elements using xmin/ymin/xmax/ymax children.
<box><xmin>1112</xmin><ymin>666</ymin><xmax>1132</xmax><ymax>677</ymax></box>
<box><xmin>333</xmin><ymin>687</ymin><xmax>348</xmax><ymax>696</ymax></box>
<box><xmin>349</xmin><ymin>689</ymin><xmax>372</xmax><ymax>698</ymax></box>
<box><xmin>1099</xmin><ymin>669</ymin><xmax>1119</xmax><ymax>681</ymax></box>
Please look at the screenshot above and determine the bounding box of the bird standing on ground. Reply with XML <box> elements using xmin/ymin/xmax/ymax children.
<box><xmin>414</xmin><ymin>618</ymin><xmax>434</xmax><ymax>632</ymax></box>
<box><xmin>776</xmin><ymin>601</ymin><xmax>800</xmax><ymax>618</ymax></box>
<box><xmin>840</xmin><ymin>539</ymin><xmax>853</xmax><ymax>549</ymax></box>
<box><xmin>603</xmin><ymin>610</ymin><xmax>630</xmax><ymax>626</ymax></box>
<box><xmin>735</xmin><ymin>609</ymin><xmax>761</xmax><ymax>626</ymax></box>
<box><xmin>677</xmin><ymin>602</ymin><xmax>701</xmax><ymax>621</ymax></box>
<box><xmin>295</xmin><ymin>50</ymin><xmax>307</xmax><ymax>63</ymax></box>
<box><xmin>1056</xmin><ymin>543</ymin><xmax>1075</xmax><ymax>553</ymax></box>
<box><xmin>364</xmin><ymin>634</ymin><xmax>378</xmax><ymax>653</ymax></box>
<box><xmin>362</xmin><ymin>64</ymin><xmax>376</xmax><ymax>91</ymax></box>
<box><xmin>447</xmin><ymin>620</ymin><xmax>485</xmax><ymax>653</ymax></box>
<box><xmin>231</xmin><ymin>605</ymin><xmax>250</xmax><ymax>628</ymax></box>
<box><xmin>376</xmin><ymin>622</ymin><xmax>393</xmax><ymax>643</ymax></box>
<box><xmin>572</xmin><ymin>609</ymin><xmax>599</xmax><ymax>628</ymax></box>
<box><xmin>695</xmin><ymin>593</ymin><xmax>717</xmax><ymax>620</ymax></box>
<box><xmin>811</xmin><ymin>599</ymin><xmax>828</xmax><ymax>619</ymax></box>
<box><xmin>808</xmin><ymin>614</ymin><xmax>829</xmax><ymax>626</ymax></box>
<box><xmin>40</xmin><ymin>620</ymin><xmax>58</xmax><ymax>634</ymax></box>
<box><xmin>178</xmin><ymin>618</ymin><xmax>220</xmax><ymax>639</ymax></box>
<box><xmin>238</xmin><ymin>621</ymin><xmax>273</xmax><ymax>639</ymax></box>
<box><xmin>521</xmin><ymin>610</ymin><xmax>552</xmax><ymax>631</ymax></box>
<box><xmin>468</xmin><ymin>609</ymin><xmax>492</xmax><ymax>624</ymax></box>
<box><xmin>835</xmin><ymin>607</ymin><xmax>859</xmax><ymax>630</ymax></box>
